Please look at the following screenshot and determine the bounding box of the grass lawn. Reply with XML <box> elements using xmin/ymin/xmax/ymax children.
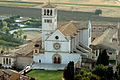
<box><xmin>0</xmin><ymin>2</ymin><xmax>38</xmax><ymax>7</ymax></box>
<box><xmin>26</xmin><ymin>70</ymin><xmax>63</xmax><ymax>80</ymax></box>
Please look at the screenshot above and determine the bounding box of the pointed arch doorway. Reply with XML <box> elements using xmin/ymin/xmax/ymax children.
<box><xmin>52</xmin><ymin>54</ymin><xmax>61</xmax><ymax>64</ymax></box>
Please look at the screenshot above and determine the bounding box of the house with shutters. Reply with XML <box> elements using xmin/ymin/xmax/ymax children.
<box><xmin>32</xmin><ymin>4</ymin><xmax>92</xmax><ymax>70</ymax></box>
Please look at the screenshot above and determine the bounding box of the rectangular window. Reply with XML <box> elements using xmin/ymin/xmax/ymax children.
<box><xmin>44</xmin><ymin>19</ymin><xmax>52</xmax><ymax>23</ymax></box>
<box><xmin>44</xmin><ymin>19</ymin><xmax>46</xmax><ymax>23</ymax></box>
<box><xmin>98</xmin><ymin>27</ymin><xmax>102</xmax><ymax>31</ymax></box>
<box><xmin>92</xmin><ymin>27</ymin><xmax>96</xmax><ymax>32</ymax></box>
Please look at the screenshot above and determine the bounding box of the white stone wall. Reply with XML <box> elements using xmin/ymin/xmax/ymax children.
<box><xmin>33</xmin><ymin>52</ymin><xmax>81</xmax><ymax>64</ymax></box>
<box><xmin>0</xmin><ymin>56</ymin><xmax>2</xmax><ymax>64</ymax></box>
<box><xmin>34</xmin><ymin>54</ymin><xmax>46</xmax><ymax>63</ymax></box>
<box><xmin>45</xmin><ymin>41</ymin><xmax>70</xmax><ymax>53</ymax></box>
<box><xmin>45</xmin><ymin>30</ymin><xmax>71</xmax><ymax>53</ymax></box>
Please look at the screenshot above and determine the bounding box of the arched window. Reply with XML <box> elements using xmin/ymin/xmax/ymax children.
<box><xmin>54</xmin><ymin>57</ymin><xmax>57</xmax><ymax>63</ymax></box>
<box><xmin>47</xmin><ymin>9</ymin><xmax>49</xmax><ymax>16</ymax></box>
<box><xmin>35</xmin><ymin>50</ymin><xmax>37</xmax><ymax>53</ymax></box>
<box><xmin>50</xmin><ymin>10</ymin><xmax>52</xmax><ymax>16</ymax></box>
<box><xmin>39</xmin><ymin>59</ymin><xmax>41</xmax><ymax>63</ymax></box>
<box><xmin>6</xmin><ymin>58</ymin><xmax>8</xmax><ymax>64</ymax></box>
<box><xmin>44</xmin><ymin>9</ymin><xmax>46</xmax><ymax>15</ymax></box>
<box><xmin>58</xmin><ymin>57</ymin><xmax>61</xmax><ymax>64</ymax></box>
<box><xmin>9</xmin><ymin>59</ymin><xmax>11</xmax><ymax>65</ymax></box>
<box><xmin>3</xmin><ymin>58</ymin><xmax>5</xmax><ymax>64</ymax></box>
<box><xmin>52</xmin><ymin>54</ymin><xmax>61</xmax><ymax>64</ymax></box>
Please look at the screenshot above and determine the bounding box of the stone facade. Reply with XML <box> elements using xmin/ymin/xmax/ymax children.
<box><xmin>33</xmin><ymin>4</ymin><xmax>92</xmax><ymax>70</ymax></box>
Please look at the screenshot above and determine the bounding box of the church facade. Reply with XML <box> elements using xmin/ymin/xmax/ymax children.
<box><xmin>33</xmin><ymin>4</ymin><xmax>92</xmax><ymax>70</ymax></box>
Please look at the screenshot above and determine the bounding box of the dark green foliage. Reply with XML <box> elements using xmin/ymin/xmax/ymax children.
<box><xmin>0</xmin><ymin>29</ymin><xmax>23</xmax><ymax>46</ymax></box>
<box><xmin>75</xmin><ymin>69</ymin><xmax>100</xmax><ymax>80</ymax></box>
<box><xmin>30</xmin><ymin>77</ymin><xmax>35</xmax><ymax>80</ymax></box>
<box><xmin>96</xmin><ymin>49</ymin><xmax>109</xmax><ymax>66</ymax></box>
<box><xmin>0</xmin><ymin>50</ymin><xmax>4</xmax><ymax>54</ymax></box>
<box><xmin>92</xmin><ymin>65</ymin><xmax>115</xmax><ymax>80</ymax></box>
<box><xmin>63</xmin><ymin>61</ymin><xmax>74</xmax><ymax>80</ymax></box>
<box><xmin>95</xmin><ymin>9</ymin><xmax>102</xmax><ymax>16</ymax></box>
<box><xmin>23</xmin><ymin>35</ymin><xmax>27</xmax><ymax>40</ymax></box>
<box><xmin>92</xmin><ymin>65</ymin><xmax>108</xmax><ymax>80</ymax></box>
<box><xmin>107</xmin><ymin>66</ymin><xmax>114</xmax><ymax>80</ymax></box>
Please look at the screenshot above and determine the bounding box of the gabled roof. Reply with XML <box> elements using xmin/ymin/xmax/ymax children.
<box><xmin>58</xmin><ymin>21</ymin><xmax>88</xmax><ymax>37</ymax></box>
<box><xmin>91</xmin><ymin>28</ymin><xmax>120</xmax><ymax>50</ymax></box>
<box><xmin>59</xmin><ymin>22</ymin><xmax>77</xmax><ymax>37</ymax></box>
<box><xmin>42</xmin><ymin>4</ymin><xmax>56</xmax><ymax>8</ymax></box>
<box><xmin>2</xmin><ymin>69</ymin><xmax>18</xmax><ymax>75</ymax></box>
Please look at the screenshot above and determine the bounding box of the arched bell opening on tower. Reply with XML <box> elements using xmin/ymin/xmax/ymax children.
<box><xmin>44</xmin><ymin>9</ymin><xmax>53</xmax><ymax>16</ymax></box>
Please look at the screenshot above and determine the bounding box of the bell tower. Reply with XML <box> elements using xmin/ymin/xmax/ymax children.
<box><xmin>42</xmin><ymin>4</ymin><xmax>57</xmax><ymax>48</ymax></box>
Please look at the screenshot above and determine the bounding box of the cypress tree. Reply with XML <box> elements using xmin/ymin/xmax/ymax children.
<box><xmin>96</xmin><ymin>49</ymin><xmax>109</xmax><ymax>66</ymax></box>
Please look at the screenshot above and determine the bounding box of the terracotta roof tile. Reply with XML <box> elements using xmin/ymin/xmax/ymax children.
<box><xmin>91</xmin><ymin>28</ymin><xmax>120</xmax><ymax>50</ymax></box>
<box><xmin>59</xmin><ymin>22</ymin><xmax>77</xmax><ymax>37</ymax></box>
<box><xmin>58</xmin><ymin>21</ymin><xmax>88</xmax><ymax>37</ymax></box>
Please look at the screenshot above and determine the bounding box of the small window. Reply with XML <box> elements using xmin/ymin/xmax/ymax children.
<box><xmin>104</xmin><ymin>27</ymin><xmax>108</xmax><ymax>31</ymax></box>
<box><xmin>47</xmin><ymin>9</ymin><xmax>49</xmax><ymax>16</ymax></box>
<box><xmin>9</xmin><ymin>59</ymin><xmax>11</xmax><ymax>65</ymax></box>
<box><xmin>44</xmin><ymin>9</ymin><xmax>46</xmax><ymax>15</ymax></box>
<box><xmin>3</xmin><ymin>58</ymin><xmax>5</xmax><ymax>64</ymax></box>
<box><xmin>6</xmin><ymin>58</ymin><xmax>8</xmax><ymax>64</ymax></box>
<box><xmin>44</xmin><ymin>19</ymin><xmax>47</xmax><ymax>23</ymax></box>
<box><xmin>109</xmin><ymin>53</ymin><xmax>112</xmax><ymax>55</ymax></box>
<box><xmin>93</xmin><ymin>27</ymin><xmax>96</xmax><ymax>30</ymax></box>
<box><xmin>55</xmin><ymin>36</ymin><xmax>59</xmax><ymax>39</ymax></box>
<box><xmin>35</xmin><ymin>50</ymin><xmax>38</xmax><ymax>53</ymax></box>
<box><xmin>98</xmin><ymin>27</ymin><xmax>102</xmax><ymax>31</ymax></box>
<box><xmin>50</xmin><ymin>10</ymin><xmax>52</xmax><ymax>16</ymax></box>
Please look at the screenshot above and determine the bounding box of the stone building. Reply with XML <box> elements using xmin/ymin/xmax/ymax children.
<box><xmin>32</xmin><ymin>4</ymin><xmax>92</xmax><ymax>70</ymax></box>
<box><xmin>91</xmin><ymin>27</ymin><xmax>120</xmax><ymax>63</ymax></box>
<box><xmin>0</xmin><ymin>42</ymin><xmax>34</xmax><ymax>69</ymax></box>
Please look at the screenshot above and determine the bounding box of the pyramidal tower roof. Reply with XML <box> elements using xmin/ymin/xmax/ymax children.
<box><xmin>42</xmin><ymin>3</ymin><xmax>56</xmax><ymax>8</ymax></box>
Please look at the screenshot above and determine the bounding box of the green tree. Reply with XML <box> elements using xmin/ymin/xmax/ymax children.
<box><xmin>92</xmin><ymin>65</ymin><xmax>108</xmax><ymax>80</ymax></box>
<box><xmin>1</xmin><ymin>50</ymin><xmax>4</xmax><ymax>54</ymax></box>
<box><xmin>17</xmin><ymin>29</ymin><xmax>24</xmax><ymax>38</ymax></box>
<box><xmin>75</xmin><ymin>69</ymin><xmax>100</xmax><ymax>80</ymax></box>
<box><xmin>107</xmin><ymin>66</ymin><xmax>114</xmax><ymax>80</ymax></box>
<box><xmin>13</xmin><ymin>31</ymin><xmax>19</xmax><ymax>38</ymax></box>
<box><xmin>3</xmin><ymin>21</ymin><xmax>7</xmax><ymax>26</ymax></box>
<box><xmin>23</xmin><ymin>35</ymin><xmax>27</xmax><ymax>40</ymax></box>
<box><xmin>92</xmin><ymin>65</ymin><xmax>114</xmax><ymax>80</ymax></box>
<box><xmin>95</xmin><ymin>9</ymin><xmax>102</xmax><ymax>16</ymax></box>
<box><xmin>63</xmin><ymin>61</ymin><xmax>74</xmax><ymax>80</ymax></box>
<box><xmin>2</xmin><ymin>26</ymin><xmax>10</xmax><ymax>34</ymax></box>
<box><xmin>96</xmin><ymin>49</ymin><xmax>109</xmax><ymax>66</ymax></box>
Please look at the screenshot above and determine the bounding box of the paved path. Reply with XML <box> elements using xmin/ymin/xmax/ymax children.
<box><xmin>9</xmin><ymin>28</ymin><xmax>42</xmax><ymax>34</ymax></box>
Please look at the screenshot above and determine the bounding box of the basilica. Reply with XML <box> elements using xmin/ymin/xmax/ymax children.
<box><xmin>32</xmin><ymin>4</ymin><xmax>92</xmax><ymax>70</ymax></box>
